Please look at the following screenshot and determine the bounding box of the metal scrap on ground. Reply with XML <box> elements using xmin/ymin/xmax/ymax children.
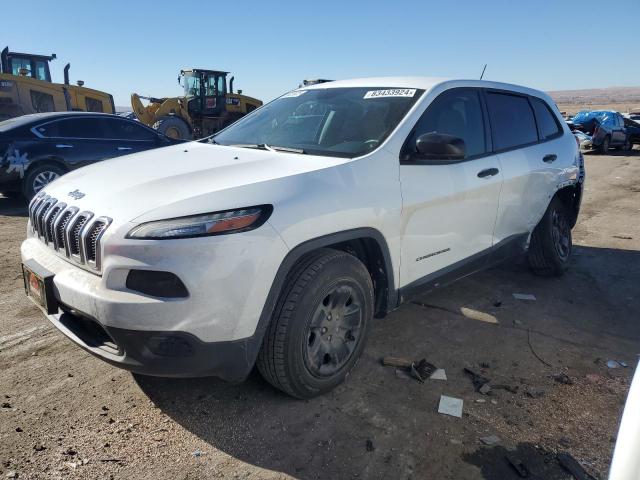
<box><xmin>513</xmin><ymin>293</ymin><xmax>537</xmax><ymax>301</ymax></box>
<box><xmin>438</xmin><ymin>395</ymin><xmax>463</xmax><ymax>418</ymax></box>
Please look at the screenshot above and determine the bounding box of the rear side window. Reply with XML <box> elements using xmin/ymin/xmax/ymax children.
<box><xmin>407</xmin><ymin>89</ymin><xmax>486</xmax><ymax>158</ymax></box>
<box><xmin>108</xmin><ymin>119</ymin><xmax>157</xmax><ymax>140</ymax></box>
<box><xmin>486</xmin><ymin>92</ymin><xmax>538</xmax><ymax>150</ymax></box>
<box><xmin>530</xmin><ymin>97</ymin><xmax>562</xmax><ymax>140</ymax></box>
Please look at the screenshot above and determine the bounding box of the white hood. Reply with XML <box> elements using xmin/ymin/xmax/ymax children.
<box><xmin>42</xmin><ymin>142</ymin><xmax>347</xmax><ymax>222</ymax></box>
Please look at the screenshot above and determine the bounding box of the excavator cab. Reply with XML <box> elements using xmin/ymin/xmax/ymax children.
<box><xmin>181</xmin><ymin>69</ymin><xmax>228</xmax><ymax>118</ymax></box>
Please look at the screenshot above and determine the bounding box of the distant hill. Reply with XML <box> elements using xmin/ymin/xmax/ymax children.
<box><xmin>548</xmin><ymin>87</ymin><xmax>640</xmax><ymax>105</ymax></box>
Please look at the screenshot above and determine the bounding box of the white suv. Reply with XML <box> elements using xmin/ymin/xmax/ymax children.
<box><xmin>21</xmin><ymin>77</ymin><xmax>584</xmax><ymax>398</ymax></box>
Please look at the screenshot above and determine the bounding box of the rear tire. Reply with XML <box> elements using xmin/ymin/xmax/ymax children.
<box><xmin>622</xmin><ymin>137</ymin><xmax>632</xmax><ymax>152</ymax></box>
<box><xmin>23</xmin><ymin>164</ymin><xmax>65</xmax><ymax>200</ymax></box>
<box><xmin>528</xmin><ymin>196</ymin><xmax>572</xmax><ymax>276</ymax></box>
<box><xmin>257</xmin><ymin>248</ymin><xmax>374</xmax><ymax>399</ymax></box>
<box><xmin>152</xmin><ymin>116</ymin><xmax>191</xmax><ymax>140</ymax></box>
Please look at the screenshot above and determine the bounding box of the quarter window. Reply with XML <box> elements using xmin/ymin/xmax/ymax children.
<box><xmin>486</xmin><ymin>92</ymin><xmax>538</xmax><ymax>150</ymax></box>
<box><xmin>406</xmin><ymin>89</ymin><xmax>486</xmax><ymax>159</ymax></box>
<box><xmin>530</xmin><ymin>97</ymin><xmax>562</xmax><ymax>140</ymax></box>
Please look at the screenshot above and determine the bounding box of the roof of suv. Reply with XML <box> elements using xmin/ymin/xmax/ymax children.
<box><xmin>301</xmin><ymin>76</ymin><xmax>552</xmax><ymax>101</ymax></box>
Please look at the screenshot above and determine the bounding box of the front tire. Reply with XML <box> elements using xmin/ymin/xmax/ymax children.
<box><xmin>599</xmin><ymin>135</ymin><xmax>610</xmax><ymax>154</ymax></box>
<box><xmin>257</xmin><ymin>249</ymin><xmax>374</xmax><ymax>399</ymax></box>
<box><xmin>528</xmin><ymin>197</ymin><xmax>572</xmax><ymax>276</ymax></box>
<box><xmin>153</xmin><ymin>116</ymin><xmax>191</xmax><ymax>140</ymax></box>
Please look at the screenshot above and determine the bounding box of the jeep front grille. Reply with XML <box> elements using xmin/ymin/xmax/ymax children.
<box><xmin>28</xmin><ymin>194</ymin><xmax>112</xmax><ymax>271</ymax></box>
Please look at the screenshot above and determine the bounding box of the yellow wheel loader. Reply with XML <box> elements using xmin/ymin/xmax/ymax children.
<box><xmin>0</xmin><ymin>46</ymin><xmax>115</xmax><ymax>121</ymax></box>
<box><xmin>131</xmin><ymin>69</ymin><xmax>262</xmax><ymax>140</ymax></box>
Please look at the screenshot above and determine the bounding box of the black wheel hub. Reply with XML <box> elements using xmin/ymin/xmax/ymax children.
<box><xmin>304</xmin><ymin>284</ymin><xmax>363</xmax><ymax>377</ymax></box>
<box><xmin>551</xmin><ymin>208</ymin><xmax>571</xmax><ymax>261</ymax></box>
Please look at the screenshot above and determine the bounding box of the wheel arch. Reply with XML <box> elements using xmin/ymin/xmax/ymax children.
<box><xmin>553</xmin><ymin>182</ymin><xmax>582</xmax><ymax>228</ymax></box>
<box><xmin>24</xmin><ymin>156</ymin><xmax>70</xmax><ymax>175</ymax></box>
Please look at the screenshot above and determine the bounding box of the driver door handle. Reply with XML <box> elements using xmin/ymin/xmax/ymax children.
<box><xmin>56</xmin><ymin>144</ymin><xmax>73</xmax><ymax>148</ymax></box>
<box><xmin>543</xmin><ymin>154</ymin><xmax>557</xmax><ymax>163</ymax></box>
<box><xmin>477</xmin><ymin>167</ymin><xmax>499</xmax><ymax>178</ymax></box>
<box><xmin>117</xmin><ymin>146</ymin><xmax>133</xmax><ymax>151</ymax></box>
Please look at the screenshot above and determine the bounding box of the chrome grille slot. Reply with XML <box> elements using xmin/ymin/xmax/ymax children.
<box><xmin>35</xmin><ymin>197</ymin><xmax>56</xmax><ymax>238</ymax></box>
<box><xmin>27</xmin><ymin>199</ymin><xmax>111</xmax><ymax>272</ymax></box>
<box><xmin>84</xmin><ymin>217</ymin><xmax>112</xmax><ymax>268</ymax></box>
<box><xmin>43</xmin><ymin>203</ymin><xmax>65</xmax><ymax>245</ymax></box>
<box><xmin>67</xmin><ymin>212</ymin><xmax>93</xmax><ymax>260</ymax></box>
<box><xmin>54</xmin><ymin>207</ymin><xmax>77</xmax><ymax>252</ymax></box>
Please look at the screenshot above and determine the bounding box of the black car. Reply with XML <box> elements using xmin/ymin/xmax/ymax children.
<box><xmin>0</xmin><ymin>112</ymin><xmax>181</xmax><ymax>199</ymax></box>
<box><xmin>623</xmin><ymin>117</ymin><xmax>640</xmax><ymax>147</ymax></box>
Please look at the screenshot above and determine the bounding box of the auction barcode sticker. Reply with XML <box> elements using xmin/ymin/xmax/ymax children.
<box><xmin>364</xmin><ymin>89</ymin><xmax>416</xmax><ymax>99</ymax></box>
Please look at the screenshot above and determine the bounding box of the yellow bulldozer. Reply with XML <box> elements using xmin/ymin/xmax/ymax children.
<box><xmin>131</xmin><ymin>69</ymin><xmax>262</xmax><ymax>140</ymax></box>
<box><xmin>0</xmin><ymin>46</ymin><xmax>115</xmax><ymax>121</ymax></box>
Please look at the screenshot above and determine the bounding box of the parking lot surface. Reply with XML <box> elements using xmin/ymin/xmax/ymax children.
<box><xmin>1</xmin><ymin>152</ymin><xmax>639</xmax><ymax>479</ymax></box>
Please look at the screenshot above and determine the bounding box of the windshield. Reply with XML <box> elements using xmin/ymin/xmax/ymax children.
<box><xmin>213</xmin><ymin>87</ymin><xmax>424</xmax><ymax>158</ymax></box>
<box><xmin>183</xmin><ymin>73</ymin><xmax>200</xmax><ymax>97</ymax></box>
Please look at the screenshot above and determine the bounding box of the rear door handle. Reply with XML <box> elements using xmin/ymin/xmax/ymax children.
<box><xmin>117</xmin><ymin>146</ymin><xmax>133</xmax><ymax>151</ymax></box>
<box><xmin>543</xmin><ymin>154</ymin><xmax>557</xmax><ymax>163</ymax></box>
<box><xmin>477</xmin><ymin>167</ymin><xmax>499</xmax><ymax>178</ymax></box>
<box><xmin>56</xmin><ymin>144</ymin><xmax>73</xmax><ymax>148</ymax></box>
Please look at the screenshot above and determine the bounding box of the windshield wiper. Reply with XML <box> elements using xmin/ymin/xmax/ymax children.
<box><xmin>228</xmin><ymin>143</ymin><xmax>306</xmax><ymax>154</ymax></box>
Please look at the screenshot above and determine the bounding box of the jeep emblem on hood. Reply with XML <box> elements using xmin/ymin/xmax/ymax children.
<box><xmin>68</xmin><ymin>189</ymin><xmax>85</xmax><ymax>200</ymax></box>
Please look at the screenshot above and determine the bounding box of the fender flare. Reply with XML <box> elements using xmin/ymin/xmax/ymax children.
<box><xmin>236</xmin><ymin>228</ymin><xmax>397</xmax><ymax>380</ymax></box>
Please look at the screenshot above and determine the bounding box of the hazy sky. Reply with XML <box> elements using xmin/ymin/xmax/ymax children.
<box><xmin>5</xmin><ymin>0</ymin><xmax>639</xmax><ymax>106</ymax></box>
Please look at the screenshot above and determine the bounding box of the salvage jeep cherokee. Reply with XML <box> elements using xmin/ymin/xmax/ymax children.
<box><xmin>21</xmin><ymin>77</ymin><xmax>584</xmax><ymax>398</ymax></box>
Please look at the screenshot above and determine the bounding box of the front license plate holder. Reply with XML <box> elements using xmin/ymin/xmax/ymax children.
<box><xmin>22</xmin><ymin>259</ymin><xmax>58</xmax><ymax>315</ymax></box>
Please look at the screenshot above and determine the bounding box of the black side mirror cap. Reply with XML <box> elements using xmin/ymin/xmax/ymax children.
<box><xmin>415</xmin><ymin>132</ymin><xmax>466</xmax><ymax>161</ymax></box>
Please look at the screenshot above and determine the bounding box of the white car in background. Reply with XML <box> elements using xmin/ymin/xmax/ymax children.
<box><xmin>21</xmin><ymin>77</ymin><xmax>583</xmax><ymax>398</ymax></box>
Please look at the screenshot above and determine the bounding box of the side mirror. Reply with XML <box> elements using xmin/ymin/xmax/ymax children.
<box><xmin>415</xmin><ymin>132</ymin><xmax>466</xmax><ymax>161</ymax></box>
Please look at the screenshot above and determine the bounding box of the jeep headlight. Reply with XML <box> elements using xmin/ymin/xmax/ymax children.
<box><xmin>126</xmin><ymin>205</ymin><xmax>272</xmax><ymax>239</ymax></box>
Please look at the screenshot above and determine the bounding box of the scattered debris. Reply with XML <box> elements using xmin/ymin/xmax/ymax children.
<box><xmin>506</xmin><ymin>455</ymin><xmax>530</xmax><ymax>478</ymax></box>
<box><xmin>192</xmin><ymin>450</ymin><xmax>205</xmax><ymax>458</ymax></box>
<box><xmin>553</xmin><ymin>373</ymin><xmax>574</xmax><ymax>385</ymax></box>
<box><xmin>513</xmin><ymin>293</ymin><xmax>536</xmax><ymax>301</ymax></box>
<box><xmin>513</xmin><ymin>319</ymin><xmax>523</xmax><ymax>326</ymax></box>
<box><xmin>365</xmin><ymin>439</ymin><xmax>375</xmax><ymax>452</ymax></box>
<box><xmin>479</xmin><ymin>435</ymin><xmax>501</xmax><ymax>446</ymax></box>
<box><xmin>490</xmin><ymin>399</ymin><xmax>498</xmax><ymax>405</ymax></box>
<box><xmin>430</xmin><ymin>369</ymin><xmax>447</xmax><ymax>381</ymax></box>
<box><xmin>557</xmin><ymin>452</ymin><xmax>596</xmax><ymax>480</ymax></box>
<box><xmin>475</xmin><ymin>399</ymin><xmax>486</xmax><ymax>404</ymax></box>
<box><xmin>527</xmin><ymin>329</ymin><xmax>554</xmax><ymax>368</ymax></box>
<box><xmin>450</xmin><ymin>439</ymin><xmax>463</xmax><ymax>445</ymax></box>
<box><xmin>33</xmin><ymin>443</ymin><xmax>46</xmax><ymax>452</ymax></box>
<box><xmin>14</xmin><ymin>427</ymin><xmax>22</xmax><ymax>432</ymax></box>
<box><xmin>606</xmin><ymin>360</ymin><xmax>627</xmax><ymax>369</ymax></box>
<box><xmin>63</xmin><ymin>448</ymin><xmax>77</xmax><ymax>456</ymax></box>
<box><xmin>460</xmin><ymin>307</ymin><xmax>498</xmax><ymax>324</ymax></box>
<box><xmin>612</xmin><ymin>235</ymin><xmax>632</xmax><ymax>240</ymax></box>
<box><xmin>99</xmin><ymin>458</ymin><xmax>123</xmax><ymax>463</ymax></box>
<box><xmin>382</xmin><ymin>356</ymin><xmax>413</xmax><ymax>368</ymax></box>
<box><xmin>479</xmin><ymin>384</ymin><xmax>492</xmax><ymax>395</ymax></box>
<box><xmin>493</xmin><ymin>384</ymin><xmax>519</xmax><ymax>394</ymax></box>
<box><xmin>2</xmin><ymin>402</ymin><xmax>12</xmax><ymax>408</ymax></box>
<box><xmin>493</xmin><ymin>301</ymin><xmax>502</xmax><ymax>308</ymax></box>
<box><xmin>64</xmin><ymin>462</ymin><xmax>77</xmax><ymax>470</ymax></box>
<box><xmin>526</xmin><ymin>387</ymin><xmax>545</xmax><ymax>399</ymax></box>
<box><xmin>464</xmin><ymin>367</ymin><xmax>490</xmax><ymax>391</ymax></box>
<box><xmin>6</xmin><ymin>471</ymin><xmax>17</xmax><ymax>479</ymax></box>
<box><xmin>384</xmin><ymin>356</ymin><xmax>436</xmax><ymax>383</ymax></box>
<box><xmin>411</xmin><ymin>359</ymin><xmax>437</xmax><ymax>383</ymax></box>
<box><xmin>438</xmin><ymin>395</ymin><xmax>463</xmax><ymax>418</ymax></box>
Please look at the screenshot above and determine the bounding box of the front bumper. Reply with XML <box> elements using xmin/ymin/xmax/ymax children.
<box><xmin>46</xmin><ymin>309</ymin><xmax>257</xmax><ymax>381</ymax></box>
<box><xmin>21</xmin><ymin>221</ymin><xmax>289</xmax><ymax>381</ymax></box>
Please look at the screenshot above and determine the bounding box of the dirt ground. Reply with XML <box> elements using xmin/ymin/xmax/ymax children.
<box><xmin>1</xmin><ymin>150</ymin><xmax>639</xmax><ymax>480</ymax></box>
